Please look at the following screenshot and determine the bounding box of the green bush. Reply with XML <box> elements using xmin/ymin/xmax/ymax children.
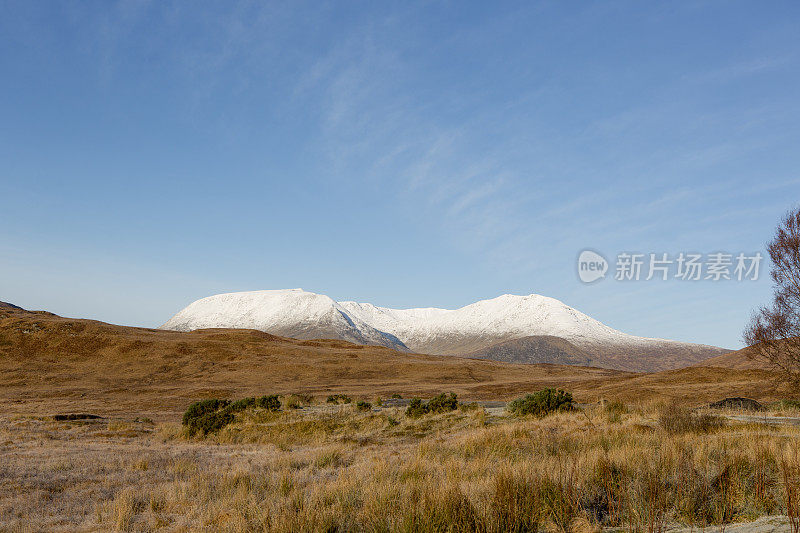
<box><xmin>390</xmin><ymin>393</ymin><xmax>402</xmax><ymax>399</ymax></box>
<box><xmin>182</xmin><ymin>399</ymin><xmax>229</xmax><ymax>426</ymax></box>
<box><xmin>507</xmin><ymin>389</ymin><xmax>574</xmax><ymax>417</ymax></box>
<box><xmin>182</xmin><ymin>399</ymin><xmax>233</xmax><ymax>436</ymax></box>
<box><xmin>227</xmin><ymin>395</ymin><xmax>281</xmax><ymax>413</ymax></box>
<box><xmin>254</xmin><ymin>395</ymin><xmax>281</xmax><ymax>411</ymax></box>
<box><xmin>356</xmin><ymin>400</ymin><xmax>372</xmax><ymax>411</ymax></box>
<box><xmin>187</xmin><ymin>409</ymin><xmax>234</xmax><ymax>436</ymax></box>
<box><xmin>404</xmin><ymin>393</ymin><xmax>459</xmax><ymax>418</ymax></box>
<box><xmin>405</xmin><ymin>398</ymin><xmax>429</xmax><ymax>418</ymax></box>
<box><xmin>182</xmin><ymin>395</ymin><xmax>281</xmax><ymax>436</ymax></box>
<box><xmin>428</xmin><ymin>392</ymin><xmax>458</xmax><ymax>413</ymax></box>
<box><xmin>326</xmin><ymin>394</ymin><xmax>352</xmax><ymax>405</ymax></box>
<box><xmin>228</xmin><ymin>397</ymin><xmax>255</xmax><ymax>412</ymax></box>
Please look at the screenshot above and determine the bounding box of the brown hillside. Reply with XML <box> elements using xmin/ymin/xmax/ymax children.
<box><xmin>693</xmin><ymin>341</ymin><xmax>800</xmax><ymax>371</ymax></box>
<box><xmin>569</xmin><ymin>365</ymin><xmax>786</xmax><ymax>404</ymax></box>
<box><xmin>695</xmin><ymin>345</ymin><xmax>767</xmax><ymax>370</ymax></box>
<box><xmin>0</xmin><ymin>308</ymin><xmax>623</xmax><ymax>420</ymax></box>
<box><xmin>0</xmin><ymin>307</ymin><xmax>790</xmax><ymax>419</ymax></box>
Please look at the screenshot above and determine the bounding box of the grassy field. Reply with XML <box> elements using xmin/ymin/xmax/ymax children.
<box><xmin>4</xmin><ymin>307</ymin><xmax>800</xmax><ymax>531</ymax></box>
<box><xmin>3</xmin><ymin>398</ymin><xmax>800</xmax><ymax>532</ymax></box>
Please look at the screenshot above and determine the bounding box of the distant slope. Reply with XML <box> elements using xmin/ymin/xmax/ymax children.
<box><xmin>0</xmin><ymin>302</ymin><xmax>23</xmax><ymax>311</ymax></box>
<box><xmin>163</xmin><ymin>289</ymin><xmax>729</xmax><ymax>372</ymax></box>
<box><xmin>696</xmin><ymin>343</ymin><xmax>792</xmax><ymax>371</ymax></box>
<box><xmin>696</xmin><ymin>346</ymin><xmax>761</xmax><ymax>370</ymax></box>
<box><xmin>569</xmin><ymin>365</ymin><xmax>786</xmax><ymax>405</ymax></box>
<box><xmin>468</xmin><ymin>336</ymin><xmax>595</xmax><ymax>366</ymax></box>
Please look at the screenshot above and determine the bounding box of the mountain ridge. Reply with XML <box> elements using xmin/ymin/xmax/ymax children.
<box><xmin>161</xmin><ymin>289</ymin><xmax>729</xmax><ymax>372</ymax></box>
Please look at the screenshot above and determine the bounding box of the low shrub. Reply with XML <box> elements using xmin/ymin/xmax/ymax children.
<box><xmin>405</xmin><ymin>398</ymin><xmax>429</xmax><ymax>418</ymax></box>
<box><xmin>404</xmin><ymin>393</ymin><xmax>459</xmax><ymax>417</ymax></box>
<box><xmin>185</xmin><ymin>409</ymin><xmax>234</xmax><ymax>436</ymax></box>
<box><xmin>220</xmin><ymin>395</ymin><xmax>283</xmax><ymax>414</ymax></box>
<box><xmin>604</xmin><ymin>399</ymin><xmax>627</xmax><ymax>415</ymax></box>
<box><xmin>356</xmin><ymin>400</ymin><xmax>372</xmax><ymax>411</ymax></box>
<box><xmin>182</xmin><ymin>399</ymin><xmax>229</xmax><ymax>427</ymax></box>
<box><xmin>182</xmin><ymin>398</ymin><xmax>234</xmax><ymax>436</ymax></box>
<box><xmin>428</xmin><ymin>392</ymin><xmax>458</xmax><ymax>413</ymax></box>
<box><xmin>182</xmin><ymin>395</ymin><xmax>281</xmax><ymax>436</ymax></box>
<box><xmin>326</xmin><ymin>394</ymin><xmax>352</xmax><ymax>405</ymax></box>
<box><xmin>391</xmin><ymin>393</ymin><xmax>402</xmax><ymax>399</ymax></box>
<box><xmin>228</xmin><ymin>397</ymin><xmax>255</xmax><ymax>412</ymax></box>
<box><xmin>254</xmin><ymin>395</ymin><xmax>281</xmax><ymax>411</ymax></box>
<box><xmin>507</xmin><ymin>389</ymin><xmax>574</xmax><ymax>417</ymax></box>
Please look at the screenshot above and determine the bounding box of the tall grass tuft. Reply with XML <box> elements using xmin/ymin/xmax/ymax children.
<box><xmin>783</xmin><ymin>447</ymin><xmax>800</xmax><ymax>533</ymax></box>
<box><xmin>657</xmin><ymin>404</ymin><xmax>724</xmax><ymax>434</ymax></box>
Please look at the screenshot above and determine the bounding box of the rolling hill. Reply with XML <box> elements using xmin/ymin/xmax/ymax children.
<box><xmin>0</xmin><ymin>305</ymin><xmax>784</xmax><ymax>419</ymax></box>
<box><xmin>0</xmin><ymin>305</ymin><xmax>623</xmax><ymax>419</ymax></box>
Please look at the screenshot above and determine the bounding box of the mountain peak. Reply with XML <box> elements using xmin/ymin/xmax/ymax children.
<box><xmin>161</xmin><ymin>289</ymin><xmax>728</xmax><ymax>372</ymax></box>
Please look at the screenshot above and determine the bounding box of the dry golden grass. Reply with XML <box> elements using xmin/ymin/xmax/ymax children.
<box><xmin>2</xmin><ymin>402</ymin><xmax>800</xmax><ymax>532</ymax></box>
<box><xmin>4</xmin><ymin>307</ymin><xmax>800</xmax><ymax>530</ymax></box>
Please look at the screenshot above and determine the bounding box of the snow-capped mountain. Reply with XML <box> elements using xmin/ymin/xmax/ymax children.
<box><xmin>160</xmin><ymin>289</ymin><xmax>408</xmax><ymax>351</ymax></box>
<box><xmin>339</xmin><ymin>294</ymin><xmax>642</xmax><ymax>355</ymax></box>
<box><xmin>161</xmin><ymin>289</ymin><xmax>729</xmax><ymax>371</ymax></box>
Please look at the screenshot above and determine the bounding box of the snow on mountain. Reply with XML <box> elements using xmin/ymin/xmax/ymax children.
<box><xmin>161</xmin><ymin>289</ymin><xmax>729</xmax><ymax>371</ymax></box>
<box><xmin>160</xmin><ymin>289</ymin><xmax>408</xmax><ymax>351</ymax></box>
<box><xmin>339</xmin><ymin>293</ymin><xmax>640</xmax><ymax>354</ymax></box>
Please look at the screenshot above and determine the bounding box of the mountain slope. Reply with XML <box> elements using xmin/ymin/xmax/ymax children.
<box><xmin>338</xmin><ymin>294</ymin><xmax>727</xmax><ymax>367</ymax></box>
<box><xmin>467</xmin><ymin>335</ymin><xmax>594</xmax><ymax>366</ymax></box>
<box><xmin>162</xmin><ymin>289</ymin><xmax>729</xmax><ymax>372</ymax></box>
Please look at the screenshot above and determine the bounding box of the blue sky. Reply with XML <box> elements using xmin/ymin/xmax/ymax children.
<box><xmin>2</xmin><ymin>1</ymin><xmax>799</xmax><ymax>348</ymax></box>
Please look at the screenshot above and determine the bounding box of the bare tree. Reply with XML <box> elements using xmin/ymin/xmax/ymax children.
<box><xmin>744</xmin><ymin>207</ymin><xmax>800</xmax><ymax>387</ymax></box>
